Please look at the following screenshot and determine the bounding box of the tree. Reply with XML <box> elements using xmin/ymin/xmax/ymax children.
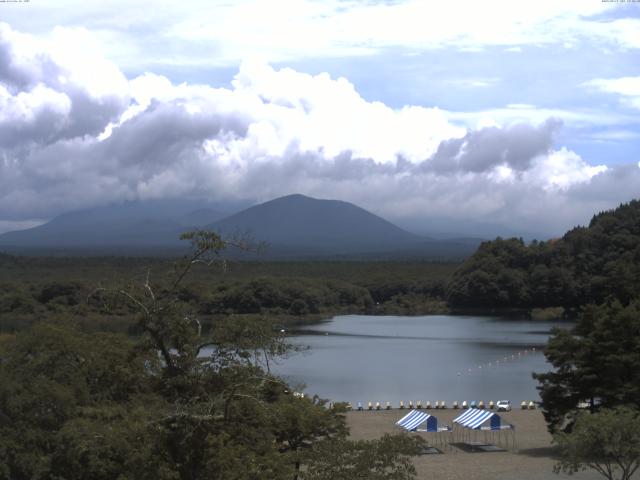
<box><xmin>0</xmin><ymin>321</ymin><xmax>156</xmax><ymax>480</ymax></box>
<box><xmin>534</xmin><ymin>301</ymin><xmax>640</xmax><ymax>433</ymax></box>
<box><xmin>447</xmin><ymin>199</ymin><xmax>640</xmax><ymax>311</ymax></box>
<box><xmin>0</xmin><ymin>231</ymin><xmax>426</xmax><ymax>479</ymax></box>
<box><xmin>554</xmin><ymin>407</ymin><xmax>640</xmax><ymax>480</ymax></box>
<box><xmin>302</xmin><ymin>433</ymin><xmax>426</xmax><ymax>480</ymax></box>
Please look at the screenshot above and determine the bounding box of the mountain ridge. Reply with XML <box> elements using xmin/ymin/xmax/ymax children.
<box><xmin>0</xmin><ymin>194</ymin><xmax>480</xmax><ymax>259</ymax></box>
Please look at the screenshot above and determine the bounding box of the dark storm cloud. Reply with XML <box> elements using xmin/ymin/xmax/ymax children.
<box><xmin>425</xmin><ymin>118</ymin><xmax>562</xmax><ymax>173</ymax></box>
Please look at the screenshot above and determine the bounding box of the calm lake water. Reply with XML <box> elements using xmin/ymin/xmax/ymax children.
<box><xmin>271</xmin><ymin>315</ymin><xmax>569</xmax><ymax>405</ymax></box>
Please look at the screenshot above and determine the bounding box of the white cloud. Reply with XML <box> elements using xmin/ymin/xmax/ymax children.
<box><xmin>0</xmin><ymin>23</ymin><xmax>636</xmax><ymax>238</ymax></box>
<box><xmin>524</xmin><ymin>148</ymin><xmax>608</xmax><ymax>191</ymax></box>
<box><xmin>1</xmin><ymin>1</ymin><xmax>638</xmax><ymax>69</ymax></box>
<box><xmin>447</xmin><ymin>104</ymin><xmax>637</xmax><ymax>129</ymax></box>
<box><xmin>584</xmin><ymin>76</ymin><xmax>640</xmax><ymax>110</ymax></box>
<box><xmin>0</xmin><ymin>219</ymin><xmax>46</xmax><ymax>235</ymax></box>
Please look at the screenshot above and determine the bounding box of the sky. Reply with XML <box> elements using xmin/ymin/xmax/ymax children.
<box><xmin>0</xmin><ymin>0</ymin><xmax>639</xmax><ymax>238</ymax></box>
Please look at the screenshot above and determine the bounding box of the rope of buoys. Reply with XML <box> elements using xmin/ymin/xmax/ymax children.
<box><xmin>456</xmin><ymin>347</ymin><xmax>541</xmax><ymax>376</ymax></box>
<box><xmin>351</xmin><ymin>399</ymin><xmax>538</xmax><ymax>411</ymax></box>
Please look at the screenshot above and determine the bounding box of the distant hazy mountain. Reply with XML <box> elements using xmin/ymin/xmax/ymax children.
<box><xmin>0</xmin><ymin>194</ymin><xmax>480</xmax><ymax>259</ymax></box>
<box><xmin>210</xmin><ymin>194</ymin><xmax>418</xmax><ymax>251</ymax></box>
<box><xmin>209</xmin><ymin>194</ymin><xmax>479</xmax><ymax>259</ymax></box>
<box><xmin>0</xmin><ymin>200</ymin><xmax>229</xmax><ymax>251</ymax></box>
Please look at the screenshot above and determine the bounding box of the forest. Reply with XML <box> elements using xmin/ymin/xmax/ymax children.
<box><xmin>1</xmin><ymin>201</ymin><xmax>640</xmax><ymax>478</ymax></box>
<box><xmin>446</xmin><ymin>200</ymin><xmax>640</xmax><ymax>312</ymax></box>
<box><xmin>0</xmin><ymin>256</ymin><xmax>455</xmax><ymax>335</ymax></box>
<box><xmin>0</xmin><ymin>232</ymin><xmax>428</xmax><ymax>480</ymax></box>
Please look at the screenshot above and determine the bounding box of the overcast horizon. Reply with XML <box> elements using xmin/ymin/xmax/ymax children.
<box><xmin>1</xmin><ymin>1</ymin><xmax>639</xmax><ymax>238</ymax></box>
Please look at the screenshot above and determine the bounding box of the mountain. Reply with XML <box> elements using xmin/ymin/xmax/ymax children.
<box><xmin>210</xmin><ymin>194</ymin><xmax>418</xmax><ymax>252</ymax></box>
<box><xmin>208</xmin><ymin>194</ymin><xmax>479</xmax><ymax>259</ymax></box>
<box><xmin>0</xmin><ymin>200</ymin><xmax>230</xmax><ymax>252</ymax></box>
<box><xmin>0</xmin><ymin>194</ymin><xmax>480</xmax><ymax>259</ymax></box>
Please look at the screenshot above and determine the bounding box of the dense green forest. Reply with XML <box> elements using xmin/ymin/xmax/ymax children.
<box><xmin>446</xmin><ymin>200</ymin><xmax>640</xmax><ymax>311</ymax></box>
<box><xmin>0</xmin><ymin>255</ymin><xmax>455</xmax><ymax>334</ymax></box>
<box><xmin>0</xmin><ymin>232</ymin><xmax>426</xmax><ymax>480</ymax></box>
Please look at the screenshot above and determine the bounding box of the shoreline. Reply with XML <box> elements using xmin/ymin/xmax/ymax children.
<box><xmin>345</xmin><ymin>409</ymin><xmax>600</xmax><ymax>480</ymax></box>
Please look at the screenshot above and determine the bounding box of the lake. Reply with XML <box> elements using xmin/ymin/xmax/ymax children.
<box><xmin>272</xmin><ymin>315</ymin><xmax>569</xmax><ymax>406</ymax></box>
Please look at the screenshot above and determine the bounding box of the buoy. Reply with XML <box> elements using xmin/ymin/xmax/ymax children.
<box><xmin>399</xmin><ymin>401</ymin><xmax>405</xmax><ymax>409</ymax></box>
<box><xmin>453</xmin><ymin>401</ymin><xmax>459</xmax><ymax>409</ymax></box>
<box><xmin>368</xmin><ymin>401</ymin><xmax>373</xmax><ymax>410</ymax></box>
<box><xmin>521</xmin><ymin>401</ymin><xmax>527</xmax><ymax>410</ymax></box>
<box><xmin>462</xmin><ymin>400</ymin><xmax>468</xmax><ymax>409</ymax></box>
<box><xmin>489</xmin><ymin>400</ymin><xmax>495</xmax><ymax>409</ymax></box>
<box><xmin>376</xmin><ymin>401</ymin><xmax>381</xmax><ymax>410</ymax></box>
<box><xmin>386</xmin><ymin>401</ymin><xmax>391</xmax><ymax>410</ymax></box>
<box><xmin>478</xmin><ymin>400</ymin><xmax>485</xmax><ymax>409</ymax></box>
<box><xmin>425</xmin><ymin>401</ymin><xmax>431</xmax><ymax>409</ymax></box>
<box><xmin>416</xmin><ymin>400</ymin><xmax>422</xmax><ymax>409</ymax></box>
<box><xmin>408</xmin><ymin>400</ymin><xmax>414</xmax><ymax>409</ymax></box>
<box><xmin>528</xmin><ymin>401</ymin><xmax>536</xmax><ymax>410</ymax></box>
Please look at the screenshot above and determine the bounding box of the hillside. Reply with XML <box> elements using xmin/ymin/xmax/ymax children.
<box><xmin>446</xmin><ymin>199</ymin><xmax>640</xmax><ymax>309</ymax></box>
<box><xmin>209</xmin><ymin>194</ymin><xmax>479</xmax><ymax>259</ymax></box>
<box><xmin>0</xmin><ymin>194</ymin><xmax>480</xmax><ymax>259</ymax></box>
<box><xmin>210</xmin><ymin>194</ymin><xmax>419</xmax><ymax>252</ymax></box>
<box><xmin>0</xmin><ymin>200</ymin><xmax>230</xmax><ymax>251</ymax></box>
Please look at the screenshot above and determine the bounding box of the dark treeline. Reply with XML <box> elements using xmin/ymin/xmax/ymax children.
<box><xmin>0</xmin><ymin>256</ymin><xmax>456</xmax><ymax>333</ymax></box>
<box><xmin>446</xmin><ymin>200</ymin><xmax>640</xmax><ymax>311</ymax></box>
<box><xmin>0</xmin><ymin>232</ymin><xmax>426</xmax><ymax>480</ymax></box>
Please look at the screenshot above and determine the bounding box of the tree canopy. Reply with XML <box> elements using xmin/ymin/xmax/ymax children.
<box><xmin>534</xmin><ymin>300</ymin><xmax>640</xmax><ymax>433</ymax></box>
<box><xmin>0</xmin><ymin>231</ymin><xmax>425</xmax><ymax>479</ymax></box>
<box><xmin>446</xmin><ymin>200</ymin><xmax>640</xmax><ymax>310</ymax></box>
<box><xmin>554</xmin><ymin>407</ymin><xmax>640</xmax><ymax>480</ymax></box>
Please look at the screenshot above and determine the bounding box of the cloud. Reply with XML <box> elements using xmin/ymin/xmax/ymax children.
<box><xmin>584</xmin><ymin>76</ymin><xmax>640</xmax><ymax>110</ymax></box>
<box><xmin>447</xmin><ymin>104</ymin><xmax>637</xmax><ymax>129</ymax></box>
<box><xmin>425</xmin><ymin>119</ymin><xmax>561</xmax><ymax>173</ymax></box>
<box><xmin>0</xmin><ymin>24</ymin><xmax>637</xmax><ymax>238</ymax></box>
<box><xmin>2</xmin><ymin>1</ymin><xmax>638</xmax><ymax>70</ymax></box>
<box><xmin>0</xmin><ymin>219</ymin><xmax>46</xmax><ymax>235</ymax></box>
<box><xmin>0</xmin><ymin>23</ymin><xmax>129</xmax><ymax>145</ymax></box>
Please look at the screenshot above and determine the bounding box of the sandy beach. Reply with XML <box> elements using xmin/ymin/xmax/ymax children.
<box><xmin>346</xmin><ymin>409</ymin><xmax>602</xmax><ymax>480</ymax></box>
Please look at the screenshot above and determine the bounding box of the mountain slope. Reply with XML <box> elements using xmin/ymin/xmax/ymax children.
<box><xmin>0</xmin><ymin>200</ymin><xmax>227</xmax><ymax>250</ymax></box>
<box><xmin>0</xmin><ymin>194</ymin><xmax>480</xmax><ymax>259</ymax></box>
<box><xmin>209</xmin><ymin>194</ymin><xmax>422</xmax><ymax>254</ymax></box>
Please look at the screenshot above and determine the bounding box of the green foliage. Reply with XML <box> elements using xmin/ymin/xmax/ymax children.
<box><xmin>534</xmin><ymin>301</ymin><xmax>640</xmax><ymax>433</ymax></box>
<box><xmin>554</xmin><ymin>407</ymin><xmax>640</xmax><ymax>480</ymax></box>
<box><xmin>204</xmin><ymin>277</ymin><xmax>374</xmax><ymax>316</ymax></box>
<box><xmin>302</xmin><ymin>433</ymin><xmax>426</xmax><ymax>480</ymax></box>
<box><xmin>0</xmin><ymin>322</ymin><xmax>155</xmax><ymax>480</ymax></box>
<box><xmin>0</xmin><ymin>232</ymin><xmax>426</xmax><ymax>479</ymax></box>
<box><xmin>0</xmin><ymin>257</ymin><xmax>457</xmax><ymax>334</ymax></box>
<box><xmin>447</xmin><ymin>200</ymin><xmax>640</xmax><ymax>310</ymax></box>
